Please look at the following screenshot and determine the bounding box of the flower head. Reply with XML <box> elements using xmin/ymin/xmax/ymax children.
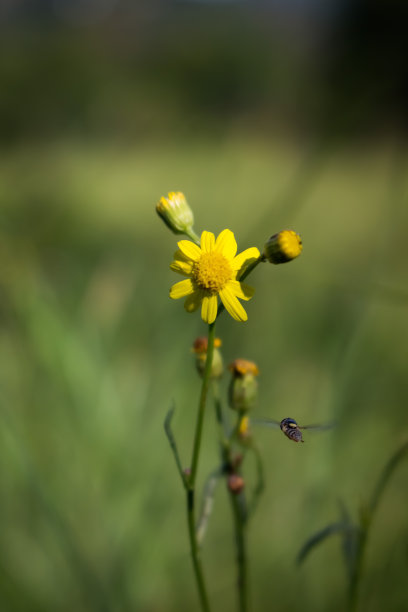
<box><xmin>156</xmin><ymin>191</ymin><xmax>195</xmax><ymax>235</ymax></box>
<box><xmin>170</xmin><ymin>229</ymin><xmax>260</xmax><ymax>324</ymax></box>
<box><xmin>263</xmin><ymin>230</ymin><xmax>302</xmax><ymax>264</ymax></box>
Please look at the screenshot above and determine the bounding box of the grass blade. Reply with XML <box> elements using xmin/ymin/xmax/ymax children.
<box><xmin>297</xmin><ymin>522</ymin><xmax>352</xmax><ymax>566</ymax></box>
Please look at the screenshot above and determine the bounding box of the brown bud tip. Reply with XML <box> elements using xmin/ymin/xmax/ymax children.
<box><xmin>192</xmin><ymin>336</ymin><xmax>222</xmax><ymax>354</ymax></box>
<box><xmin>228</xmin><ymin>474</ymin><xmax>245</xmax><ymax>494</ymax></box>
<box><xmin>228</xmin><ymin>359</ymin><xmax>259</xmax><ymax>378</ymax></box>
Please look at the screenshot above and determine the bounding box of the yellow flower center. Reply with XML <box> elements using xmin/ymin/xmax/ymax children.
<box><xmin>193</xmin><ymin>252</ymin><xmax>233</xmax><ymax>293</ymax></box>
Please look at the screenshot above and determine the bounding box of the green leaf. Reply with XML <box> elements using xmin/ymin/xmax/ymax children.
<box><xmin>369</xmin><ymin>440</ymin><xmax>408</xmax><ymax>517</ymax></box>
<box><xmin>164</xmin><ymin>403</ymin><xmax>187</xmax><ymax>487</ymax></box>
<box><xmin>337</xmin><ymin>500</ymin><xmax>360</xmax><ymax>581</ymax></box>
<box><xmin>297</xmin><ymin>522</ymin><xmax>352</xmax><ymax>566</ymax></box>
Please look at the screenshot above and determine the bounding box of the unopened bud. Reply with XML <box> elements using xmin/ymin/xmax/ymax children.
<box><xmin>156</xmin><ymin>191</ymin><xmax>195</xmax><ymax>235</ymax></box>
<box><xmin>228</xmin><ymin>359</ymin><xmax>259</xmax><ymax>413</ymax></box>
<box><xmin>263</xmin><ymin>230</ymin><xmax>302</xmax><ymax>264</ymax></box>
<box><xmin>238</xmin><ymin>415</ymin><xmax>251</xmax><ymax>441</ymax></box>
<box><xmin>227</xmin><ymin>474</ymin><xmax>245</xmax><ymax>494</ymax></box>
<box><xmin>192</xmin><ymin>336</ymin><xmax>223</xmax><ymax>379</ymax></box>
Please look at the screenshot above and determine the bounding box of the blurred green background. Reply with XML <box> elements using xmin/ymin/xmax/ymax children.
<box><xmin>1</xmin><ymin>1</ymin><xmax>407</xmax><ymax>611</ymax></box>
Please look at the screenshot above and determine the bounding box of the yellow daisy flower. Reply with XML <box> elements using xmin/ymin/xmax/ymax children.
<box><xmin>169</xmin><ymin>229</ymin><xmax>260</xmax><ymax>324</ymax></box>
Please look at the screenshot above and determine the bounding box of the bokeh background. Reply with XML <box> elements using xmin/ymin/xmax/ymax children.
<box><xmin>1</xmin><ymin>1</ymin><xmax>407</xmax><ymax>610</ymax></box>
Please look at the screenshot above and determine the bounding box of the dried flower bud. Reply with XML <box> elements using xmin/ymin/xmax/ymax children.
<box><xmin>263</xmin><ymin>230</ymin><xmax>302</xmax><ymax>264</ymax></box>
<box><xmin>156</xmin><ymin>191</ymin><xmax>195</xmax><ymax>235</ymax></box>
<box><xmin>228</xmin><ymin>359</ymin><xmax>259</xmax><ymax>413</ymax></box>
<box><xmin>227</xmin><ymin>474</ymin><xmax>245</xmax><ymax>494</ymax></box>
<box><xmin>192</xmin><ymin>336</ymin><xmax>223</xmax><ymax>379</ymax></box>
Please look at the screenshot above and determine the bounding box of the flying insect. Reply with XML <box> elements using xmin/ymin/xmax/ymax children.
<box><xmin>251</xmin><ymin>417</ymin><xmax>334</xmax><ymax>443</ymax></box>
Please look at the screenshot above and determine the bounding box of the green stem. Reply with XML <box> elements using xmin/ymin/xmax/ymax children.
<box><xmin>223</xmin><ymin>412</ymin><xmax>250</xmax><ymax>612</ymax></box>
<box><xmin>348</xmin><ymin>526</ymin><xmax>367</xmax><ymax>612</ymax></box>
<box><xmin>189</xmin><ymin>322</ymin><xmax>216</xmax><ymax>485</ymax></box>
<box><xmin>212</xmin><ymin>380</ymin><xmax>230</xmax><ymax>450</ymax></box>
<box><xmin>230</xmin><ymin>491</ymin><xmax>248</xmax><ymax>612</ymax></box>
<box><xmin>187</xmin><ymin>490</ymin><xmax>211</xmax><ymax>612</ymax></box>
<box><xmin>248</xmin><ymin>441</ymin><xmax>265</xmax><ymax>517</ymax></box>
<box><xmin>185</xmin><ymin>228</ymin><xmax>201</xmax><ymax>244</ymax></box>
<box><xmin>185</xmin><ymin>322</ymin><xmax>216</xmax><ymax>612</ymax></box>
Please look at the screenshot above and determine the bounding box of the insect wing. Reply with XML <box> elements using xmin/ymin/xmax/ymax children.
<box><xmin>298</xmin><ymin>422</ymin><xmax>336</xmax><ymax>432</ymax></box>
<box><xmin>251</xmin><ymin>418</ymin><xmax>281</xmax><ymax>429</ymax></box>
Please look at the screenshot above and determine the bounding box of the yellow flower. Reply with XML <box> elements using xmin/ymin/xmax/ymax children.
<box><xmin>170</xmin><ymin>229</ymin><xmax>260</xmax><ymax>324</ymax></box>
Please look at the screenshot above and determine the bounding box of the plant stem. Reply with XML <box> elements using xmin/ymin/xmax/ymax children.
<box><xmin>185</xmin><ymin>322</ymin><xmax>216</xmax><ymax>612</ymax></box>
<box><xmin>185</xmin><ymin>228</ymin><xmax>201</xmax><ymax>244</ymax></box>
<box><xmin>187</xmin><ymin>489</ymin><xmax>211</xmax><ymax>612</ymax></box>
<box><xmin>248</xmin><ymin>441</ymin><xmax>265</xmax><ymax>517</ymax></box>
<box><xmin>230</xmin><ymin>491</ymin><xmax>248</xmax><ymax>612</ymax></box>
<box><xmin>216</xmin><ymin>405</ymin><xmax>249</xmax><ymax>612</ymax></box>
<box><xmin>348</xmin><ymin>526</ymin><xmax>367</xmax><ymax>612</ymax></box>
<box><xmin>189</xmin><ymin>322</ymin><xmax>216</xmax><ymax>486</ymax></box>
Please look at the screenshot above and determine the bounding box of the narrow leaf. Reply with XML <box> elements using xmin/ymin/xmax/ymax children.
<box><xmin>337</xmin><ymin>499</ymin><xmax>359</xmax><ymax>580</ymax></box>
<box><xmin>164</xmin><ymin>404</ymin><xmax>187</xmax><ymax>487</ymax></box>
<box><xmin>297</xmin><ymin>522</ymin><xmax>351</xmax><ymax>565</ymax></box>
<box><xmin>369</xmin><ymin>440</ymin><xmax>408</xmax><ymax>517</ymax></box>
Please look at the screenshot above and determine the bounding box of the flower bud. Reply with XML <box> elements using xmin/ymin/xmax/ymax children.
<box><xmin>192</xmin><ymin>336</ymin><xmax>223</xmax><ymax>379</ymax></box>
<box><xmin>227</xmin><ymin>474</ymin><xmax>245</xmax><ymax>495</ymax></box>
<box><xmin>263</xmin><ymin>230</ymin><xmax>302</xmax><ymax>264</ymax></box>
<box><xmin>238</xmin><ymin>415</ymin><xmax>251</xmax><ymax>441</ymax></box>
<box><xmin>156</xmin><ymin>191</ymin><xmax>195</xmax><ymax>235</ymax></box>
<box><xmin>228</xmin><ymin>359</ymin><xmax>259</xmax><ymax>413</ymax></box>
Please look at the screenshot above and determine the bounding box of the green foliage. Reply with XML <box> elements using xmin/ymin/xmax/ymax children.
<box><xmin>0</xmin><ymin>136</ymin><xmax>408</xmax><ymax>611</ymax></box>
<box><xmin>297</xmin><ymin>442</ymin><xmax>408</xmax><ymax>611</ymax></box>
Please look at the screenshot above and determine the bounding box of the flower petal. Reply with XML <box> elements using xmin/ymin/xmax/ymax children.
<box><xmin>184</xmin><ymin>290</ymin><xmax>203</xmax><ymax>313</ymax></box>
<box><xmin>201</xmin><ymin>294</ymin><xmax>218</xmax><ymax>324</ymax></box>
<box><xmin>214</xmin><ymin>229</ymin><xmax>237</xmax><ymax>260</ymax></box>
<box><xmin>200</xmin><ymin>231</ymin><xmax>215</xmax><ymax>253</ymax></box>
<box><xmin>170</xmin><ymin>257</ymin><xmax>194</xmax><ymax>276</ymax></box>
<box><xmin>177</xmin><ymin>240</ymin><xmax>202</xmax><ymax>262</ymax></box>
<box><xmin>170</xmin><ymin>278</ymin><xmax>195</xmax><ymax>300</ymax></box>
<box><xmin>227</xmin><ymin>280</ymin><xmax>255</xmax><ymax>301</ymax></box>
<box><xmin>231</xmin><ymin>247</ymin><xmax>260</xmax><ymax>272</ymax></box>
<box><xmin>219</xmin><ymin>285</ymin><xmax>248</xmax><ymax>321</ymax></box>
<box><xmin>172</xmin><ymin>248</ymin><xmax>192</xmax><ymax>263</ymax></box>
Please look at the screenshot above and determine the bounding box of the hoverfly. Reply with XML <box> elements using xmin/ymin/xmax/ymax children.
<box><xmin>251</xmin><ymin>417</ymin><xmax>334</xmax><ymax>443</ymax></box>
